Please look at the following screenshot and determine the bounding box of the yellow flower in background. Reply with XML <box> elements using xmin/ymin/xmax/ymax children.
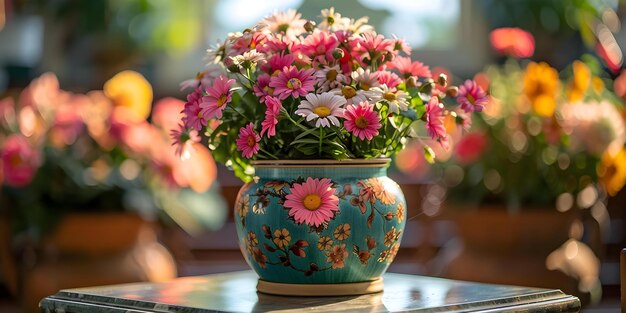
<box><xmin>523</xmin><ymin>62</ymin><xmax>559</xmax><ymax>117</ymax></box>
<box><xmin>591</xmin><ymin>77</ymin><xmax>604</xmax><ymax>94</ymax></box>
<box><xmin>104</xmin><ymin>70</ymin><xmax>153</xmax><ymax>123</ymax></box>
<box><xmin>598</xmin><ymin>148</ymin><xmax>626</xmax><ymax>196</ymax></box>
<box><xmin>566</xmin><ymin>61</ymin><xmax>591</xmax><ymax>102</ymax></box>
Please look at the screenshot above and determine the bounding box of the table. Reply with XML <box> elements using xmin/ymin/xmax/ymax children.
<box><xmin>39</xmin><ymin>271</ymin><xmax>580</xmax><ymax>312</ymax></box>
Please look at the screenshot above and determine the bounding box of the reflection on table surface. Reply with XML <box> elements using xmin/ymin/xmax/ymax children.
<box><xmin>43</xmin><ymin>271</ymin><xmax>580</xmax><ymax>313</ymax></box>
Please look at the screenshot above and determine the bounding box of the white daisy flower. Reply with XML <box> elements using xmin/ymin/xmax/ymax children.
<box><xmin>230</xmin><ymin>49</ymin><xmax>267</xmax><ymax>68</ymax></box>
<box><xmin>331</xmin><ymin>85</ymin><xmax>370</xmax><ymax>106</ymax></box>
<box><xmin>315</xmin><ymin>65</ymin><xmax>349</xmax><ymax>92</ymax></box>
<box><xmin>205</xmin><ymin>39</ymin><xmax>229</xmax><ymax>64</ymax></box>
<box><xmin>295</xmin><ymin>92</ymin><xmax>346</xmax><ymax>128</ymax></box>
<box><xmin>318</xmin><ymin>7</ymin><xmax>350</xmax><ymax>32</ymax></box>
<box><xmin>369</xmin><ymin>84</ymin><xmax>409</xmax><ymax>113</ymax></box>
<box><xmin>257</xmin><ymin>9</ymin><xmax>307</xmax><ymax>38</ymax></box>
<box><xmin>351</xmin><ymin>68</ymin><xmax>380</xmax><ymax>91</ymax></box>
<box><xmin>347</xmin><ymin>17</ymin><xmax>374</xmax><ymax>35</ymax></box>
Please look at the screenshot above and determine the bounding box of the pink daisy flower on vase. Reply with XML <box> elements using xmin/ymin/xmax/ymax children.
<box><xmin>392</xmin><ymin>35</ymin><xmax>411</xmax><ymax>55</ymax></box>
<box><xmin>170</xmin><ymin>124</ymin><xmax>201</xmax><ymax>160</ymax></box>
<box><xmin>425</xmin><ymin>97</ymin><xmax>449</xmax><ymax>149</ymax></box>
<box><xmin>297</xmin><ymin>30</ymin><xmax>340</xmax><ymax>66</ymax></box>
<box><xmin>295</xmin><ymin>92</ymin><xmax>346</xmax><ymax>128</ymax></box>
<box><xmin>315</xmin><ymin>65</ymin><xmax>349</xmax><ymax>92</ymax></box>
<box><xmin>269</xmin><ymin>66</ymin><xmax>316</xmax><ymax>100</ymax></box>
<box><xmin>229</xmin><ymin>29</ymin><xmax>267</xmax><ymax>56</ymax></box>
<box><xmin>182</xmin><ymin>87</ymin><xmax>206</xmax><ymax>130</ymax></box>
<box><xmin>1</xmin><ymin>134</ymin><xmax>40</xmax><ymax>187</ymax></box>
<box><xmin>390</xmin><ymin>56</ymin><xmax>432</xmax><ymax>79</ymax></box>
<box><xmin>261</xmin><ymin>96</ymin><xmax>282</xmax><ymax>138</ymax></box>
<box><xmin>355</xmin><ymin>32</ymin><xmax>395</xmax><ymax>58</ymax></box>
<box><xmin>236</xmin><ymin>123</ymin><xmax>261</xmax><ymax>159</ymax></box>
<box><xmin>284</xmin><ymin>177</ymin><xmax>340</xmax><ymax>227</ymax></box>
<box><xmin>457</xmin><ymin>80</ymin><xmax>488</xmax><ymax>113</ymax></box>
<box><xmin>376</xmin><ymin>71</ymin><xmax>402</xmax><ymax>89</ymax></box>
<box><xmin>351</xmin><ymin>68</ymin><xmax>379</xmax><ymax>91</ymax></box>
<box><xmin>343</xmin><ymin>101</ymin><xmax>381</xmax><ymax>140</ymax></box>
<box><xmin>199</xmin><ymin>75</ymin><xmax>236</xmax><ymax>119</ymax></box>
<box><xmin>264</xmin><ymin>53</ymin><xmax>295</xmax><ymax>74</ymax></box>
<box><xmin>253</xmin><ymin>74</ymin><xmax>274</xmax><ymax>103</ymax></box>
<box><xmin>257</xmin><ymin>9</ymin><xmax>307</xmax><ymax>39</ymax></box>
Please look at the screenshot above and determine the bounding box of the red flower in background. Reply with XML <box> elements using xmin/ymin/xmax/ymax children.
<box><xmin>489</xmin><ymin>28</ymin><xmax>535</xmax><ymax>58</ymax></box>
<box><xmin>455</xmin><ymin>132</ymin><xmax>487</xmax><ymax>165</ymax></box>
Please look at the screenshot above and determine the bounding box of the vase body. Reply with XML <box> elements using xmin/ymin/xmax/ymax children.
<box><xmin>234</xmin><ymin>159</ymin><xmax>406</xmax><ymax>286</ymax></box>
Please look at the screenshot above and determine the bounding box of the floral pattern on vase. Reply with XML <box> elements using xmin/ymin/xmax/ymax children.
<box><xmin>234</xmin><ymin>161</ymin><xmax>406</xmax><ymax>284</ymax></box>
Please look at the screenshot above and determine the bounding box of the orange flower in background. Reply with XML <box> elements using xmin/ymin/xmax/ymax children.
<box><xmin>489</xmin><ymin>27</ymin><xmax>535</xmax><ymax>58</ymax></box>
<box><xmin>566</xmin><ymin>61</ymin><xmax>591</xmax><ymax>102</ymax></box>
<box><xmin>598</xmin><ymin>148</ymin><xmax>626</xmax><ymax>196</ymax></box>
<box><xmin>104</xmin><ymin>70</ymin><xmax>153</xmax><ymax>123</ymax></box>
<box><xmin>523</xmin><ymin>62</ymin><xmax>559</xmax><ymax>117</ymax></box>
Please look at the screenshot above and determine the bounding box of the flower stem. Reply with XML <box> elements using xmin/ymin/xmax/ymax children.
<box><xmin>260</xmin><ymin>147</ymin><xmax>279</xmax><ymax>160</ymax></box>
<box><xmin>319</xmin><ymin>127</ymin><xmax>323</xmax><ymax>157</ymax></box>
<box><xmin>227</xmin><ymin>106</ymin><xmax>252</xmax><ymax>124</ymax></box>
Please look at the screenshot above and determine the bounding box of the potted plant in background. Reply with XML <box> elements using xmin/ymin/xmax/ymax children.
<box><xmin>172</xmin><ymin>7</ymin><xmax>486</xmax><ymax>295</ymax></box>
<box><xmin>0</xmin><ymin>71</ymin><xmax>224</xmax><ymax>312</ymax></box>
<box><xmin>428</xmin><ymin>28</ymin><xmax>626</xmax><ymax>304</ymax></box>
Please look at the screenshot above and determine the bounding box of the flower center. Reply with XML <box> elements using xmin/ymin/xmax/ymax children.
<box><xmin>326</xmin><ymin>69</ymin><xmax>338</xmax><ymax>81</ymax></box>
<box><xmin>197</xmin><ymin>111</ymin><xmax>204</xmax><ymax>119</ymax></box>
<box><xmin>303</xmin><ymin>194</ymin><xmax>322</xmax><ymax>211</ymax></box>
<box><xmin>313</xmin><ymin>106</ymin><xmax>332</xmax><ymax>117</ymax></box>
<box><xmin>246</xmin><ymin>136</ymin><xmax>256</xmax><ymax>147</ymax></box>
<box><xmin>360</xmin><ymin>82</ymin><xmax>370</xmax><ymax>91</ymax></box>
<box><xmin>278</xmin><ymin>24</ymin><xmax>290</xmax><ymax>33</ymax></box>
<box><xmin>287</xmin><ymin>78</ymin><xmax>302</xmax><ymax>90</ymax></box>
<box><xmin>263</xmin><ymin>86</ymin><xmax>275</xmax><ymax>94</ymax></box>
<box><xmin>342</xmin><ymin>86</ymin><xmax>356</xmax><ymax>99</ymax></box>
<box><xmin>326</xmin><ymin>16</ymin><xmax>335</xmax><ymax>25</ymax></box>
<box><xmin>466</xmin><ymin>93</ymin><xmax>476</xmax><ymax>105</ymax></box>
<box><xmin>355</xmin><ymin>116</ymin><xmax>369</xmax><ymax>129</ymax></box>
<box><xmin>195</xmin><ymin>72</ymin><xmax>205</xmax><ymax>80</ymax></box>
<box><xmin>383</xmin><ymin>92</ymin><xmax>397</xmax><ymax>101</ymax></box>
<box><xmin>217</xmin><ymin>95</ymin><xmax>228</xmax><ymax>107</ymax></box>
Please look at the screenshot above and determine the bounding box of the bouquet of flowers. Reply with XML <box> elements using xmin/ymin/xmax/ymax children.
<box><xmin>0</xmin><ymin>71</ymin><xmax>221</xmax><ymax>238</ymax></box>
<box><xmin>173</xmin><ymin>8</ymin><xmax>487</xmax><ymax>181</ymax></box>
<box><xmin>438</xmin><ymin>28</ymin><xmax>626</xmax><ymax>209</ymax></box>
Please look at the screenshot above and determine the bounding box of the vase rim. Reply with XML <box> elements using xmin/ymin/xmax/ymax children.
<box><xmin>251</xmin><ymin>158</ymin><xmax>391</xmax><ymax>168</ymax></box>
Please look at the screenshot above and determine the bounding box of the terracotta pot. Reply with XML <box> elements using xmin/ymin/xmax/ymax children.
<box><xmin>234</xmin><ymin>159</ymin><xmax>406</xmax><ymax>296</ymax></box>
<box><xmin>21</xmin><ymin>213</ymin><xmax>176</xmax><ymax>313</ymax></box>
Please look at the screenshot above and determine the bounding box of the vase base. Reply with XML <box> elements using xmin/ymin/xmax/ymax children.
<box><xmin>256</xmin><ymin>277</ymin><xmax>384</xmax><ymax>296</ymax></box>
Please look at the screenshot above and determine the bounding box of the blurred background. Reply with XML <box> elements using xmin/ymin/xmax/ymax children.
<box><xmin>1</xmin><ymin>0</ymin><xmax>626</xmax><ymax>312</ymax></box>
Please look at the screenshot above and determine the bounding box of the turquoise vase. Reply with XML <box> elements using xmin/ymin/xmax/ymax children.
<box><xmin>234</xmin><ymin>159</ymin><xmax>406</xmax><ymax>295</ymax></box>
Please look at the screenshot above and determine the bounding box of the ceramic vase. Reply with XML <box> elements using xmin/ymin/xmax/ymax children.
<box><xmin>234</xmin><ymin>159</ymin><xmax>406</xmax><ymax>296</ymax></box>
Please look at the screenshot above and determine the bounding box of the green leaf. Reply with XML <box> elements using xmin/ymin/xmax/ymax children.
<box><xmin>290</xmin><ymin>138</ymin><xmax>320</xmax><ymax>146</ymax></box>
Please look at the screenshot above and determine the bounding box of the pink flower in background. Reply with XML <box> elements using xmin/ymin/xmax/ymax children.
<box><xmin>264</xmin><ymin>53</ymin><xmax>296</xmax><ymax>74</ymax></box>
<box><xmin>236</xmin><ymin>123</ymin><xmax>261</xmax><ymax>158</ymax></box>
<box><xmin>490</xmin><ymin>27</ymin><xmax>535</xmax><ymax>58</ymax></box>
<box><xmin>200</xmin><ymin>75</ymin><xmax>235</xmax><ymax>120</ymax></box>
<box><xmin>457</xmin><ymin>80</ymin><xmax>488</xmax><ymax>113</ymax></box>
<box><xmin>153</xmin><ymin>97</ymin><xmax>185</xmax><ymax>132</ymax></box>
<box><xmin>376</xmin><ymin>71</ymin><xmax>402</xmax><ymax>89</ymax></box>
<box><xmin>392</xmin><ymin>35</ymin><xmax>411</xmax><ymax>55</ymax></box>
<box><xmin>297</xmin><ymin>30</ymin><xmax>339</xmax><ymax>65</ymax></box>
<box><xmin>613</xmin><ymin>70</ymin><xmax>626</xmax><ymax>101</ymax></box>
<box><xmin>1</xmin><ymin>134</ymin><xmax>40</xmax><ymax>187</ymax></box>
<box><xmin>269</xmin><ymin>66</ymin><xmax>316</xmax><ymax>100</ymax></box>
<box><xmin>261</xmin><ymin>96</ymin><xmax>282</xmax><ymax>137</ymax></box>
<box><xmin>343</xmin><ymin>101</ymin><xmax>381</xmax><ymax>140</ymax></box>
<box><xmin>390</xmin><ymin>56</ymin><xmax>432</xmax><ymax>79</ymax></box>
<box><xmin>425</xmin><ymin>97</ymin><xmax>448</xmax><ymax>148</ymax></box>
<box><xmin>356</xmin><ymin>32</ymin><xmax>395</xmax><ymax>56</ymax></box>
<box><xmin>284</xmin><ymin>177</ymin><xmax>339</xmax><ymax>227</ymax></box>
<box><xmin>455</xmin><ymin>132</ymin><xmax>488</xmax><ymax>164</ymax></box>
<box><xmin>183</xmin><ymin>87</ymin><xmax>207</xmax><ymax>130</ymax></box>
<box><xmin>257</xmin><ymin>9</ymin><xmax>307</xmax><ymax>39</ymax></box>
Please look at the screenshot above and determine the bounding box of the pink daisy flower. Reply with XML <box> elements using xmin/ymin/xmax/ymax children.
<box><xmin>264</xmin><ymin>53</ymin><xmax>295</xmax><ymax>74</ymax></box>
<box><xmin>1</xmin><ymin>134</ymin><xmax>40</xmax><ymax>187</ymax></box>
<box><xmin>390</xmin><ymin>56</ymin><xmax>432</xmax><ymax>79</ymax></box>
<box><xmin>257</xmin><ymin>9</ymin><xmax>307</xmax><ymax>39</ymax></box>
<box><xmin>170</xmin><ymin>123</ymin><xmax>201</xmax><ymax>160</ymax></box>
<box><xmin>457</xmin><ymin>80</ymin><xmax>488</xmax><ymax>113</ymax></box>
<box><xmin>269</xmin><ymin>66</ymin><xmax>316</xmax><ymax>100</ymax></box>
<box><xmin>343</xmin><ymin>101</ymin><xmax>381</xmax><ymax>140</ymax></box>
<box><xmin>425</xmin><ymin>97</ymin><xmax>449</xmax><ymax>149</ymax></box>
<box><xmin>261</xmin><ymin>96</ymin><xmax>282</xmax><ymax>138</ymax></box>
<box><xmin>200</xmin><ymin>75</ymin><xmax>236</xmax><ymax>119</ymax></box>
<box><xmin>376</xmin><ymin>71</ymin><xmax>402</xmax><ymax>89</ymax></box>
<box><xmin>182</xmin><ymin>87</ymin><xmax>206</xmax><ymax>131</ymax></box>
<box><xmin>236</xmin><ymin>123</ymin><xmax>261</xmax><ymax>159</ymax></box>
<box><xmin>392</xmin><ymin>35</ymin><xmax>412</xmax><ymax>55</ymax></box>
<box><xmin>284</xmin><ymin>177</ymin><xmax>339</xmax><ymax>227</ymax></box>
<box><xmin>355</xmin><ymin>32</ymin><xmax>395</xmax><ymax>57</ymax></box>
<box><xmin>297</xmin><ymin>30</ymin><xmax>340</xmax><ymax>66</ymax></box>
<box><xmin>253</xmin><ymin>74</ymin><xmax>273</xmax><ymax>103</ymax></box>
